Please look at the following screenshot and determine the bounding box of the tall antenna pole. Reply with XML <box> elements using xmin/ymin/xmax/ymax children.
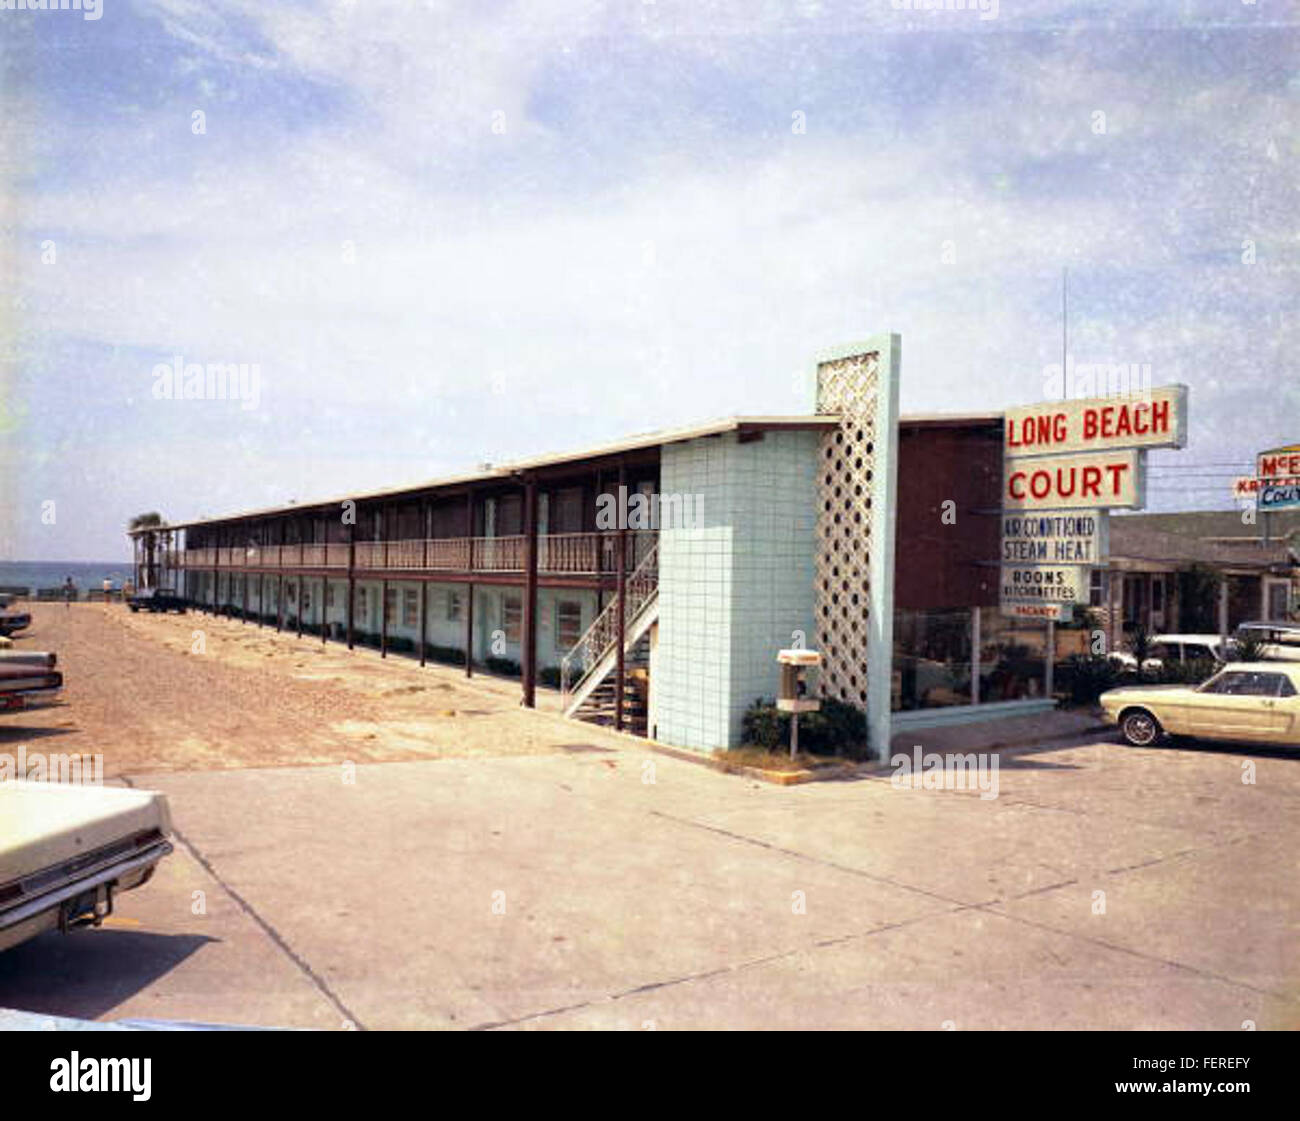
<box><xmin>1062</xmin><ymin>267</ymin><xmax>1069</xmax><ymax>389</ymax></box>
<box><xmin>1047</xmin><ymin>266</ymin><xmax>1068</xmax><ymax>702</ymax></box>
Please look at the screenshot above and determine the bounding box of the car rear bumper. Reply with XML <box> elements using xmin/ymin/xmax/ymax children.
<box><xmin>0</xmin><ymin>837</ymin><xmax>173</xmax><ymax>952</ymax></box>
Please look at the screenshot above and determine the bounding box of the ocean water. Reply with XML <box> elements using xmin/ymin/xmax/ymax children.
<box><xmin>0</xmin><ymin>560</ymin><xmax>133</xmax><ymax>594</ymax></box>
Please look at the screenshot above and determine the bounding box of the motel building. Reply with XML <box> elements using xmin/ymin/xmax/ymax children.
<box><xmin>129</xmin><ymin>335</ymin><xmax>1188</xmax><ymax>759</ymax></box>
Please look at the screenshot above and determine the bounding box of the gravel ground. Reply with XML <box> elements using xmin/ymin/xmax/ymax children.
<box><xmin>0</xmin><ymin>602</ymin><xmax>624</xmax><ymax>777</ymax></box>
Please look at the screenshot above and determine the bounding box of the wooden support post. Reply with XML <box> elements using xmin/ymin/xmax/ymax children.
<box><xmin>465</xmin><ymin>489</ymin><xmax>475</xmax><ymax>678</ymax></box>
<box><xmin>419</xmin><ymin>580</ymin><xmax>428</xmax><ymax>667</ymax></box>
<box><xmin>466</xmin><ymin>582</ymin><xmax>474</xmax><ymax>677</ymax></box>
<box><xmin>381</xmin><ymin>579</ymin><xmax>388</xmax><ymax>658</ymax></box>
<box><xmin>241</xmin><ymin>571</ymin><xmax>248</xmax><ymax>624</ymax></box>
<box><xmin>346</xmin><ymin>523</ymin><xmax>355</xmax><ymax>651</ymax></box>
<box><xmin>296</xmin><ymin>578</ymin><xmax>303</xmax><ymax>639</ymax></box>
<box><xmin>615</xmin><ymin>461</ymin><xmax>627</xmax><ymax>733</ymax></box>
<box><xmin>321</xmin><ymin>576</ymin><xmax>327</xmax><ymax>643</ymax></box>
<box><xmin>522</xmin><ymin>475</ymin><xmax>538</xmax><ymax>709</ymax></box>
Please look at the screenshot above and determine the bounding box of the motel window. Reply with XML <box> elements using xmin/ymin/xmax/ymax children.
<box><xmin>503</xmin><ymin>596</ymin><xmax>522</xmax><ymax>644</ymax></box>
<box><xmin>893</xmin><ymin>609</ymin><xmax>1048</xmax><ymax>712</ymax></box>
<box><xmin>302</xmin><ymin>587</ymin><xmax>311</xmax><ymax>612</ymax></box>
<box><xmin>287</xmin><ymin>582</ymin><xmax>296</xmax><ymax>604</ymax></box>
<box><xmin>326</xmin><ymin>584</ymin><xmax>335</xmax><ymax>609</ymax></box>
<box><xmin>384</xmin><ymin>587</ymin><xmax>396</xmax><ymax>626</ymax></box>
<box><xmin>403</xmin><ymin>588</ymin><xmax>419</xmax><ymax>627</ymax></box>
<box><xmin>1089</xmin><ymin>570</ymin><xmax>1105</xmax><ymax>608</ymax></box>
<box><xmin>892</xmin><ymin>609</ymin><xmax>974</xmax><ymax>711</ymax></box>
<box><xmin>447</xmin><ymin>590</ymin><xmax>462</xmax><ymax>622</ymax></box>
<box><xmin>556</xmin><ymin>600</ymin><xmax>582</xmax><ymax>649</ymax></box>
<box><xmin>356</xmin><ymin>587</ymin><xmax>367</xmax><ymax>618</ymax></box>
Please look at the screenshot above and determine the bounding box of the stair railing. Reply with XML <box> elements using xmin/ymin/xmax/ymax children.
<box><xmin>560</xmin><ymin>541</ymin><xmax>659</xmax><ymax>708</ymax></box>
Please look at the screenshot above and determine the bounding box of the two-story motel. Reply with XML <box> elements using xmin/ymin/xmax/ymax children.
<box><xmin>130</xmin><ymin>337</ymin><xmax>1064</xmax><ymax>758</ymax></box>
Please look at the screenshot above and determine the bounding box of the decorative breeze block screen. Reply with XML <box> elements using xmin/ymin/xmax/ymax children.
<box><xmin>814</xmin><ymin>351</ymin><xmax>880</xmax><ymax>707</ymax></box>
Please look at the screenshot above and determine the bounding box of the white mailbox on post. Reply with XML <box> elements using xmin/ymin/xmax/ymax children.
<box><xmin>777</xmin><ymin>649</ymin><xmax>822</xmax><ymax>758</ymax></box>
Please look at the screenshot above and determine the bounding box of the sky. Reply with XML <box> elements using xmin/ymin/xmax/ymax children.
<box><xmin>1</xmin><ymin>0</ymin><xmax>1298</xmax><ymax>561</ymax></box>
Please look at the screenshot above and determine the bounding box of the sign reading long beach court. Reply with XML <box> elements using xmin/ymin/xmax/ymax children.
<box><xmin>999</xmin><ymin>384</ymin><xmax>1187</xmax><ymax>619</ymax></box>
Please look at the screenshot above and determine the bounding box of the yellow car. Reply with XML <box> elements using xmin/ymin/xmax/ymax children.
<box><xmin>1100</xmin><ymin>662</ymin><xmax>1300</xmax><ymax>747</ymax></box>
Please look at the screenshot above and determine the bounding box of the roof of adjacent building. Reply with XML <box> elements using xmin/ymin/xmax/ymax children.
<box><xmin>1108</xmin><ymin>518</ymin><xmax>1297</xmax><ymax>571</ymax></box>
<box><xmin>1111</xmin><ymin>508</ymin><xmax>1300</xmax><ymax>544</ymax></box>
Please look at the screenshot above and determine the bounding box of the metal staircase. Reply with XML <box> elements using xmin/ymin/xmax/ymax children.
<box><xmin>560</xmin><ymin>542</ymin><xmax>659</xmax><ymax>729</ymax></box>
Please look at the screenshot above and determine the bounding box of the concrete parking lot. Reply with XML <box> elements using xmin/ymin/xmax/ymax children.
<box><xmin>3</xmin><ymin>741</ymin><xmax>1298</xmax><ymax>1029</ymax></box>
<box><xmin>1</xmin><ymin>606</ymin><xmax>1297</xmax><ymax>1029</ymax></box>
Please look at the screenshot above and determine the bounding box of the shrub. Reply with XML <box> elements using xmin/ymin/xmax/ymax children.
<box><xmin>427</xmin><ymin>644</ymin><xmax>466</xmax><ymax>667</ymax></box>
<box><xmin>539</xmin><ymin>666</ymin><xmax>562</xmax><ymax>689</ymax></box>
<box><xmin>485</xmin><ymin>656</ymin><xmax>521</xmax><ymax>678</ymax></box>
<box><xmin>739</xmin><ymin>697</ymin><xmax>868</xmax><ymax>759</ymax></box>
<box><xmin>1056</xmin><ymin>654</ymin><xmax>1121</xmax><ymax>705</ymax></box>
<box><xmin>1150</xmin><ymin>656</ymin><xmax>1217</xmax><ymax>686</ymax></box>
<box><xmin>1234</xmin><ymin>633</ymin><xmax>1267</xmax><ymax>663</ymax></box>
<box><xmin>741</xmin><ymin>698</ymin><xmax>787</xmax><ymax>750</ymax></box>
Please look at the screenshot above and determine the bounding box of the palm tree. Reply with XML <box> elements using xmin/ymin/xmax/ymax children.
<box><xmin>128</xmin><ymin>512</ymin><xmax>165</xmax><ymax>589</ymax></box>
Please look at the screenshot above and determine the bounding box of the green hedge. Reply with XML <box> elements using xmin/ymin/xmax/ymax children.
<box><xmin>740</xmin><ymin>697</ymin><xmax>868</xmax><ymax>759</ymax></box>
<box><xmin>485</xmin><ymin>656</ymin><xmax>521</xmax><ymax>678</ymax></box>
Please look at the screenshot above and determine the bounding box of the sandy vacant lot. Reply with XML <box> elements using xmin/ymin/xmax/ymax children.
<box><xmin>1</xmin><ymin>602</ymin><xmax>622</xmax><ymax>776</ymax></box>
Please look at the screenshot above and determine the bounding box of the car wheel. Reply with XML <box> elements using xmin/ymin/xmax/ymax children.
<box><xmin>1121</xmin><ymin>708</ymin><xmax>1163</xmax><ymax>747</ymax></box>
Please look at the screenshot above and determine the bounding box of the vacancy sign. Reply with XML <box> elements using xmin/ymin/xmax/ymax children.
<box><xmin>1002</xmin><ymin>511</ymin><xmax>1108</xmax><ymax>564</ymax></box>
<box><xmin>1256</xmin><ymin>444</ymin><xmax>1300</xmax><ymax>511</ymax></box>
<box><xmin>1004</xmin><ymin>449</ymin><xmax>1144</xmax><ymax>511</ymax></box>
<box><xmin>1005</xmin><ymin>385</ymin><xmax>1188</xmax><ymax>458</ymax></box>
<box><xmin>1000</xmin><ymin>564</ymin><xmax>1088</xmax><ymax>621</ymax></box>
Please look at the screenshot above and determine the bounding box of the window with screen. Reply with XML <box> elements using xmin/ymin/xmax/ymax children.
<box><xmin>556</xmin><ymin>600</ymin><xmax>582</xmax><ymax>649</ymax></box>
<box><xmin>503</xmin><ymin>596</ymin><xmax>522</xmax><ymax>643</ymax></box>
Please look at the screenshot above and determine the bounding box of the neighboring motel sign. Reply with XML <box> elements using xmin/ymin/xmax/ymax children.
<box><xmin>1004</xmin><ymin>385</ymin><xmax>1188</xmax><ymax>457</ymax></box>
<box><xmin>1003</xmin><ymin>448</ymin><xmax>1144</xmax><ymax>511</ymax></box>
<box><xmin>1002</xmin><ymin>511</ymin><xmax>1108</xmax><ymax>565</ymax></box>
<box><xmin>1256</xmin><ymin>444</ymin><xmax>1300</xmax><ymax>512</ymax></box>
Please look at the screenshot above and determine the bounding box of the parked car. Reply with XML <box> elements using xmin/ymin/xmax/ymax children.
<box><xmin>0</xmin><ymin>663</ymin><xmax>63</xmax><ymax>713</ymax></box>
<box><xmin>127</xmin><ymin>587</ymin><xmax>187</xmax><ymax>614</ymax></box>
<box><xmin>0</xmin><ymin>781</ymin><xmax>173</xmax><ymax>952</ymax></box>
<box><xmin>0</xmin><ymin>649</ymin><xmax>57</xmax><ymax>669</ymax></box>
<box><xmin>0</xmin><ymin>610</ymin><xmax>32</xmax><ymax>637</ymax></box>
<box><xmin>1235</xmin><ymin>621</ymin><xmax>1300</xmax><ymax>662</ymax></box>
<box><xmin>1100</xmin><ymin>661</ymin><xmax>1300</xmax><ymax>747</ymax></box>
<box><xmin>1108</xmin><ymin>633</ymin><xmax>1236</xmax><ymax>673</ymax></box>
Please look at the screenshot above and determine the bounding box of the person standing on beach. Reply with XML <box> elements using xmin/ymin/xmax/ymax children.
<box><xmin>102</xmin><ymin>576</ymin><xmax>112</xmax><ymax>603</ymax></box>
<box><xmin>63</xmin><ymin>576</ymin><xmax>75</xmax><ymax>610</ymax></box>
